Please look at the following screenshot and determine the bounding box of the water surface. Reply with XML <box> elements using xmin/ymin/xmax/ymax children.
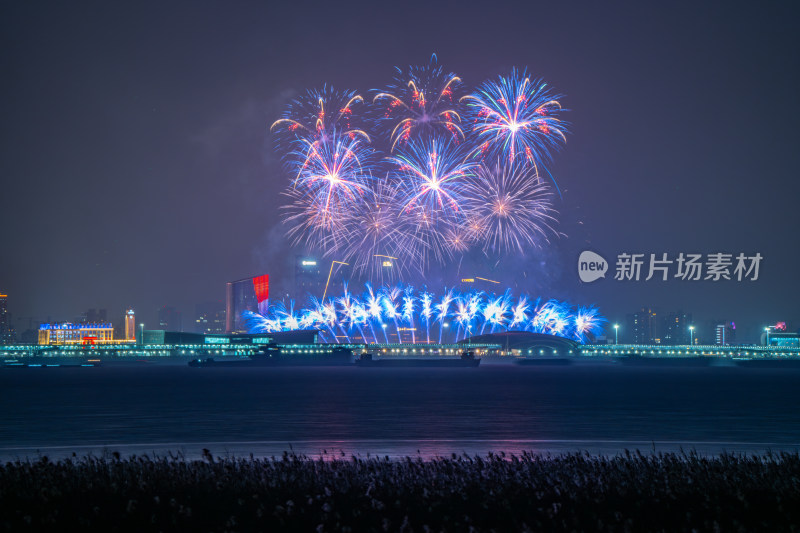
<box><xmin>2</xmin><ymin>364</ymin><xmax>799</xmax><ymax>459</ymax></box>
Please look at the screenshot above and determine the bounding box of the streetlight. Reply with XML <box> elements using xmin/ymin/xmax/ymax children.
<box><xmin>689</xmin><ymin>326</ymin><xmax>695</xmax><ymax>346</ymax></box>
<box><xmin>139</xmin><ymin>323</ymin><xmax>144</xmax><ymax>346</ymax></box>
<box><xmin>765</xmin><ymin>327</ymin><xmax>770</xmax><ymax>347</ymax></box>
<box><xmin>613</xmin><ymin>324</ymin><xmax>619</xmax><ymax>345</ymax></box>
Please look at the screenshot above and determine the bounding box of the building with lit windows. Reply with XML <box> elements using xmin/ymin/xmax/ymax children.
<box><xmin>294</xmin><ymin>257</ymin><xmax>324</xmax><ymax>298</ymax></box>
<box><xmin>38</xmin><ymin>323</ymin><xmax>115</xmax><ymax>345</ymax></box>
<box><xmin>660</xmin><ymin>312</ymin><xmax>692</xmax><ymax>345</ymax></box>
<box><xmin>0</xmin><ymin>293</ymin><xmax>13</xmax><ymax>345</ymax></box>
<box><xmin>761</xmin><ymin>325</ymin><xmax>799</xmax><ymax>347</ymax></box>
<box><xmin>124</xmin><ymin>310</ymin><xmax>136</xmax><ymax>341</ymax></box>
<box><xmin>293</xmin><ymin>257</ymin><xmax>351</xmax><ymax>303</ymax></box>
<box><xmin>627</xmin><ymin>308</ymin><xmax>657</xmax><ymax>344</ymax></box>
<box><xmin>715</xmin><ymin>322</ymin><xmax>736</xmax><ymax>345</ymax></box>
<box><xmin>226</xmin><ymin>275</ymin><xmax>269</xmax><ymax>333</ymax></box>
<box><xmin>194</xmin><ymin>302</ymin><xmax>225</xmax><ymax>334</ymax></box>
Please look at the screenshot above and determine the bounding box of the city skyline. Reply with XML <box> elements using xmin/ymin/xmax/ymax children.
<box><xmin>1</xmin><ymin>1</ymin><xmax>798</xmax><ymax>345</ymax></box>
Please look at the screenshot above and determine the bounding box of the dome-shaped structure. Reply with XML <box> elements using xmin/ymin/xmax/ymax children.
<box><xmin>460</xmin><ymin>331</ymin><xmax>580</xmax><ymax>353</ymax></box>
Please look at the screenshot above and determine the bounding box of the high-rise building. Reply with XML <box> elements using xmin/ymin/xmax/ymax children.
<box><xmin>0</xmin><ymin>293</ymin><xmax>13</xmax><ymax>345</ymax></box>
<box><xmin>715</xmin><ymin>322</ymin><xmax>736</xmax><ymax>345</ymax></box>
<box><xmin>194</xmin><ymin>302</ymin><xmax>226</xmax><ymax>334</ymax></box>
<box><xmin>157</xmin><ymin>306</ymin><xmax>182</xmax><ymax>331</ymax></box>
<box><xmin>294</xmin><ymin>257</ymin><xmax>325</xmax><ymax>300</ymax></box>
<box><xmin>627</xmin><ymin>307</ymin><xmax>657</xmax><ymax>344</ymax></box>
<box><xmin>226</xmin><ymin>275</ymin><xmax>269</xmax><ymax>333</ymax></box>
<box><xmin>293</xmin><ymin>257</ymin><xmax>350</xmax><ymax>303</ymax></box>
<box><xmin>659</xmin><ymin>312</ymin><xmax>692</xmax><ymax>345</ymax></box>
<box><xmin>124</xmin><ymin>309</ymin><xmax>136</xmax><ymax>341</ymax></box>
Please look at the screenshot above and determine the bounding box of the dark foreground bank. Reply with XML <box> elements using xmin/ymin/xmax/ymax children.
<box><xmin>1</xmin><ymin>451</ymin><xmax>798</xmax><ymax>532</ymax></box>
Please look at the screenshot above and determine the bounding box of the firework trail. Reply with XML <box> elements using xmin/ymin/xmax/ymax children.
<box><xmin>463</xmin><ymin>160</ymin><xmax>558</xmax><ymax>254</ymax></box>
<box><xmin>380</xmin><ymin>285</ymin><xmax>403</xmax><ymax>344</ymax></box>
<box><xmin>509</xmin><ymin>296</ymin><xmax>530</xmax><ymax>330</ymax></box>
<box><xmin>374</xmin><ymin>56</ymin><xmax>466</xmax><ymax>152</ymax></box>
<box><xmin>402</xmin><ymin>286</ymin><xmax>417</xmax><ymax>344</ymax></box>
<box><xmin>462</xmin><ymin>68</ymin><xmax>567</xmax><ymax>170</ymax></box>
<box><xmin>420</xmin><ymin>291</ymin><xmax>433</xmax><ymax>344</ymax></box>
<box><xmin>435</xmin><ymin>289</ymin><xmax>453</xmax><ymax>344</ymax></box>
<box><xmin>453</xmin><ymin>297</ymin><xmax>470</xmax><ymax>342</ymax></box>
<box><xmin>574</xmin><ymin>306</ymin><xmax>606</xmax><ymax>343</ymax></box>
<box><xmin>247</xmin><ymin>283</ymin><xmax>604</xmax><ymax>345</ymax></box>
<box><xmin>364</xmin><ymin>283</ymin><xmax>384</xmax><ymax>343</ymax></box>
<box><xmin>338</xmin><ymin>285</ymin><xmax>367</xmax><ymax>344</ymax></box>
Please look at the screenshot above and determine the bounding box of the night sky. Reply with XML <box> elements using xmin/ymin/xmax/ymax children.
<box><xmin>1</xmin><ymin>1</ymin><xmax>798</xmax><ymax>342</ymax></box>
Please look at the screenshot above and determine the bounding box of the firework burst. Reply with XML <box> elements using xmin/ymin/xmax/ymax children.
<box><xmin>374</xmin><ymin>57</ymin><xmax>466</xmax><ymax>151</ymax></box>
<box><xmin>282</xmin><ymin>132</ymin><xmax>373</xmax><ymax>251</ymax></box>
<box><xmin>463</xmin><ymin>161</ymin><xmax>557</xmax><ymax>254</ymax></box>
<box><xmin>271</xmin><ymin>59</ymin><xmax>570</xmax><ymax>275</ymax></box>
<box><xmin>463</xmin><ymin>68</ymin><xmax>567</xmax><ymax>170</ymax></box>
<box><xmin>270</xmin><ymin>86</ymin><xmax>370</xmax><ymax>145</ymax></box>
<box><xmin>390</xmin><ymin>137</ymin><xmax>477</xmax><ymax>217</ymax></box>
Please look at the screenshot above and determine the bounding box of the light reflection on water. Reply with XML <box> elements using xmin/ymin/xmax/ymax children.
<box><xmin>2</xmin><ymin>364</ymin><xmax>800</xmax><ymax>461</ymax></box>
<box><xmin>2</xmin><ymin>439</ymin><xmax>799</xmax><ymax>462</ymax></box>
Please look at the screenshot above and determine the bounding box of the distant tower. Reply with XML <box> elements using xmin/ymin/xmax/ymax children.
<box><xmin>125</xmin><ymin>310</ymin><xmax>136</xmax><ymax>341</ymax></box>
<box><xmin>294</xmin><ymin>257</ymin><xmax>325</xmax><ymax>301</ymax></box>
<box><xmin>0</xmin><ymin>293</ymin><xmax>12</xmax><ymax>345</ymax></box>
<box><xmin>715</xmin><ymin>322</ymin><xmax>736</xmax><ymax>345</ymax></box>
<box><xmin>627</xmin><ymin>308</ymin><xmax>657</xmax><ymax>344</ymax></box>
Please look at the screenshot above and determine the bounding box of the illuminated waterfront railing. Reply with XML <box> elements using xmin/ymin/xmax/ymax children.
<box><xmin>2</xmin><ymin>342</ymin><xmax>800</xmax><ymax>360</ymax></box>
<box><xmin>580</xmin><ymin>344</ymin><xmax>800</xmax><ymax>358</ymax></box>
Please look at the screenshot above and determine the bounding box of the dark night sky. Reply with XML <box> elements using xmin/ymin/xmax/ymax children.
<box><xmin>1</xmin><ymin>1</ymin><xmax>798</xmax><ymax>342</ymax></box>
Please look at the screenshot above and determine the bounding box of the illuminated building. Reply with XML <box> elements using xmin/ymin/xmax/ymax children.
<box><xmin>714</xmin><ymin>322</ymin><xmax>736</xmax><ymax>345</ymax></box>
<box><xmin>762</xmin><ymin>324</ymin><xmax>799</xmax><ymax>347</ymax></box>
<box><xmin>659</xmin><ymin>312</ymin><xmax>692</xmax><ymax>345</ymax></box>
<box><xmin>158</xmin><ymin>306</ymin><xmax>182</xmax><ymax>331</ymax></box>
<box><xmin>761</xmin><ymin>330</ymin><xmax>800</xmax><ymax>347</ymax></box>
<box><xmin>194</xmin><ymin>302</ymin><xmax>226</xmax><ymax>334</ymax></box>
<box><xmin>0</xmin><ymin>293</ymin><xmax>13</xmax><ymax>345</ymax></box>
<box><xmin>38</xmin><ymin>322</ymin><xmax>115</xmax><ymax>345</ymax></box>
<box><xmin>124</xmin><ymin>310</ymin><xmax>136</xmax><ymax>341</ymax></box>
<box><xmin>295</xmin><ymin>256</ymin><xmax>324</xmax><ymax>298</ymax></box>
<box><xmin>627</xmin><ymin>308</ymin><xmax>657</xmax><ymax>344</ymax></box>
<box><xmin>374</xmin><ymin>254</ymin><xmax>397</xmax><ymax>278</ymax></box>
<box><xmin>294</xmin><ymin>257</ymin><xmax>349</xmax><ymax>302</ymax></box>
<box><xmin>226</xmin><ymin>275</ymin><xmax>269</xmax><ymax>333</ymax></box>
<box><xmin>459</xmin><ymin>276</ymin><xmax>500</xmax><ymax>289</ymax></box>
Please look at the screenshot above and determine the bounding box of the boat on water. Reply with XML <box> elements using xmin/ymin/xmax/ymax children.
<box><xmin>355</xmin><ymin>350</ymin><xmax>480</xmax><ymax>368</ymax></box>
<box><xmin>189</xmin><ymin>345</ymin><xmax>355</xmax><ymax>367</ymax></box>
